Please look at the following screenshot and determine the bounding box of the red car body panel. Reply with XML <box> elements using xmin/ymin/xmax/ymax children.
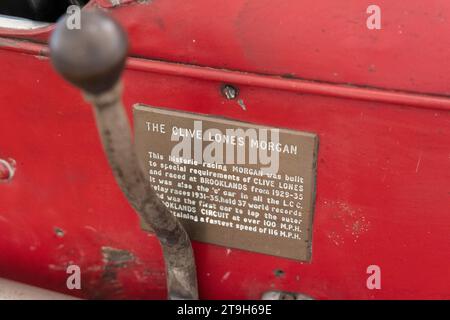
<box><xmin>0</xmin><ymin>0</ymin><xmax>448</xmax><ymax>299</ymax></box>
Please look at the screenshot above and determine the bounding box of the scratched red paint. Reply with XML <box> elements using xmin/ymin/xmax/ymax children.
<box><xmin>0</xmin><ymin>1</ymin><xmax>449</xmax><ymax>299</ymax></box>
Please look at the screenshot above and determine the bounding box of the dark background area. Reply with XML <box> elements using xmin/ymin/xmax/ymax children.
<box><xmin>0</xmin><ymin>0</ymin><xmax>89</xmax><ymax>22</ymax></box>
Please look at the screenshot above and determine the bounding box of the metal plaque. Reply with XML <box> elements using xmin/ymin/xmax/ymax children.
<box><xmin>134</xmin><ymin>105</ymin><xmax>318</xmax><ymax>261</ymax></box>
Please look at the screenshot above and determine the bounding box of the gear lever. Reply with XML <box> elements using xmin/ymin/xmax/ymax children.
<box><xmin>50</xmin><ymin>10</ymin><xmax>198</xmax><ymax>300</ymax></box>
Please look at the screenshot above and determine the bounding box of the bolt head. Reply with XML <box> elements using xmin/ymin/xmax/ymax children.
<box><xmin>0</xmin><ymin>158</ymin><xmax>16</xmax><ymax>182</ymax></box>
<box><xmin>222</xmin><ymin>85</ymin><xmax>238</xmax><ymax>100</ymax></box>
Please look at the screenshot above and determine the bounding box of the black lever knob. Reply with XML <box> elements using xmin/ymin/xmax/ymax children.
<box><xmin>50</xmin><ymin>10</ymin><xmax>128</xmax><ymax>94</ymax></box>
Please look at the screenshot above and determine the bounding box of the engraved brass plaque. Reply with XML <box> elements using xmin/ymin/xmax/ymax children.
<box><xmin>134</xmin><ymin>105</ymin><xmax>318</xmax><ymax>261</ymax></box>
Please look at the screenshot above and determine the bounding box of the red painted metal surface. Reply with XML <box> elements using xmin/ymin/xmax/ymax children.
<box><xmin>0</xmin><ymin>1</ymin><xmax>449</xmax><ymax>299</ymax></box>
<box><xmin>5</xmin><ymin>0</ymin><xmax>450</xmax><ymax>96</ymax></box>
